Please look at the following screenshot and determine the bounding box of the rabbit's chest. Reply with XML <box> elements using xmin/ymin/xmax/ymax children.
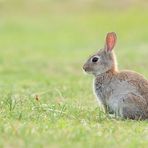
<box><xmin>94</xmin><ymin>81</ymin><xmax>112</xmax><ymax>105</ymax></box>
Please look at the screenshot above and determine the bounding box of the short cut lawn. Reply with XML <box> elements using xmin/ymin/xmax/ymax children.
<box><xmin>0</xmin><ymin>0</ymin><xmax>148</xmax><ymax>148</ymax></box>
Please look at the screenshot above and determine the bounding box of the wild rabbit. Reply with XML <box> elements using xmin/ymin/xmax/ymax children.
<box><xmin>83</xmin><ymin>32</ymin><xmax>148</xmax><ymax>120</ymax></box>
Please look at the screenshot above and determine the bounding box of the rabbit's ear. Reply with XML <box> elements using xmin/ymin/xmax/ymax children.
<box><xmin>104</xmin><ymin>32</ymin><xmax>117</xmax><ymax>52</ymax></box>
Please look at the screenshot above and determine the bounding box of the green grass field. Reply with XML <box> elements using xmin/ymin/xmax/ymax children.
<box><xmin>0</xmin><ymin>0</ymin><xmax>148</xmax><ymax>147</ymax></box>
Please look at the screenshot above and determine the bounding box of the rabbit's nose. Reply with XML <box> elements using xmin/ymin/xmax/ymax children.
<box><xmin>83</xmin><ymin>64</ymin><xmax>89</xmax><ymax>72</ymax></box>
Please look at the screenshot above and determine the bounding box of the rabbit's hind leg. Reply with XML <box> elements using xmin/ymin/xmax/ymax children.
<box><xmin>120</xmin><ymin>93</ymin><xmax>147</xmax><ymax>120</ymax></box>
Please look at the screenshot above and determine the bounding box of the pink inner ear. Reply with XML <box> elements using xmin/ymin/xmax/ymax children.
<box><xmin>106</xmin><ymin>32</ymin><xmax>116</xmax><ymax>51</ymax></box>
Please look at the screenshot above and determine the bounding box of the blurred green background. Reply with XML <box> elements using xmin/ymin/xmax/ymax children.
<box><xmin>0</xmin><ymin>0</ymin><xmax>148</xmax><ymax>148</ymax></box>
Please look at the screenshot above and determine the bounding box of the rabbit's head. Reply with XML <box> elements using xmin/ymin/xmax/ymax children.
<box><xmin>83</xmin><ymin>32</ymin><xmax>118</xmax><ymax>76</ymax></box>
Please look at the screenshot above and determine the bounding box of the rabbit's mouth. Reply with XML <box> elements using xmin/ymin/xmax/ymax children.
<box><xmin>83</xmin><ymin>65</ymin><xmax>91</xmax><ymax>72</ymax></box>
<box><xmin>83</xmin><ymin>65</ymin><xmax>94</xmax><ymax>75</ymax></box>
<box><xmin>84</xmin><ymin>70</ymin><xmax>93</xmax><ymax>75</ymax></box>
<box><xmin>83</xmin><ymin>65</ymin><xmax>105</xmax><ymax>76</ymax></box>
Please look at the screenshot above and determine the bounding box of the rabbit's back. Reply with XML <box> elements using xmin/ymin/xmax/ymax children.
<box><xmin>116</xmin><ymin>70</ymin><xmax>148</xmax><ymax>103</ymax></box>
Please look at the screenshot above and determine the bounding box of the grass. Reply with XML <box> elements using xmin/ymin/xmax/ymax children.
<box><xmin>0</xmin><ymin>0</ymin><xmax>148</xmax><ymax>147</ymax></box>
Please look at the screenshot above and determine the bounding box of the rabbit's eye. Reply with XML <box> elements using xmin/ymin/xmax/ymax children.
<box><xmin>92</xmin><ymin>56</ymin><xmax>100</xmax><ymax>63</ymax></box>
